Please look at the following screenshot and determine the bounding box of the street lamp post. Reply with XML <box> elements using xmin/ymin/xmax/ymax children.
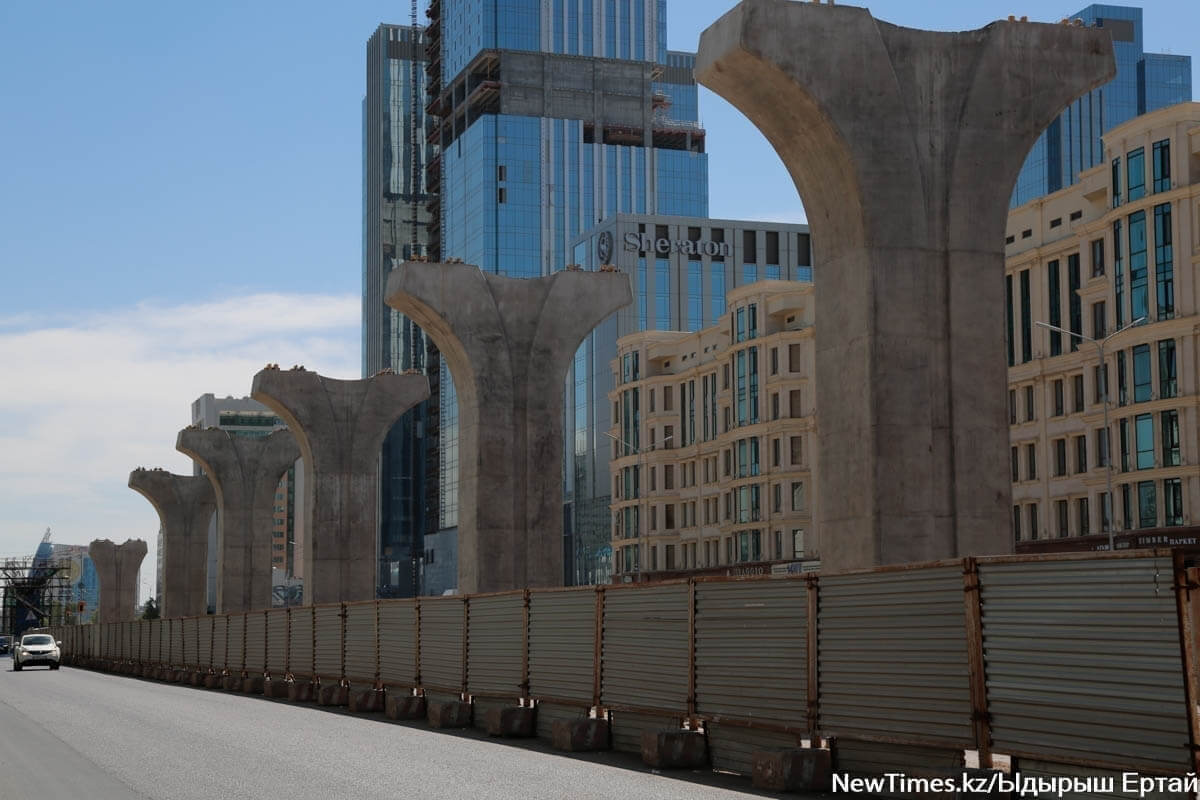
<box><xmin>1034</xmin><ymin>317</ymin><xmax>1145</xmax><ymax>552</ymax></box>
<box><xmin>604</xmin><ymin>430</ymin><xmax>672</xmax><ymax>578</ymax></box>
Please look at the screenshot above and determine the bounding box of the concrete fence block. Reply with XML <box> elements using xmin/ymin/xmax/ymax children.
<box><xmin>751</xmin><ymin>748</ymin><xmax>832</xmax><ymax>793</ymax></box>
<box><xmin>551</xmin><ymin>719</ymin><xmax>610</xmax><ymax>752</ymax></box>
<box><xmin>641</xmin><ymin>730</ymin><xmax>708</xmax><ymax>770</ymax></box>
<box><xmin>484</xmin><ymin>706</ymin><xmax>535</xmax><ymax>738</ymax></box>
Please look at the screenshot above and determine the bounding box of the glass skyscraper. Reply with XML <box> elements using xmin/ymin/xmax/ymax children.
<box><xmin>363</xmin><ymin>25</ymin><xmax>438</xmax><ymax>598</ymax></box>
<box><xmin>419</xmin><ymin>0</ymin><xmax>709</xmax><ymax>585</ymax></box>
<box><xmin>1010</xmin><ymin>4</ymin><xmax>1191</xmax><ymax>207</ymax></box>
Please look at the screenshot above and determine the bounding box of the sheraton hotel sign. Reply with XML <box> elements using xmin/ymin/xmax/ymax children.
<box><xmin>616</xmin><ymin>231</ymin><xmax>732</xmax><ymax>257</ymax></box>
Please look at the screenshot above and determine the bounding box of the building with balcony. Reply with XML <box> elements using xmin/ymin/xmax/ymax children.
<box><xmin>608</xmin><ymin>280</ymin><xmax>817</xmax><ymax>581</ymax></box>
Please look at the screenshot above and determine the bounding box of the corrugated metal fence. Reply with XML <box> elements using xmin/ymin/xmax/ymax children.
<box><xmin>49</xmin><ymin>550</ymin><xmax>1200</xmax><ymax>778</ymax></box>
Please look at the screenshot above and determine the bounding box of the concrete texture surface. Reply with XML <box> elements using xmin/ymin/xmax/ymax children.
<box><xmin>176</xmin><ymin>426</ymin><xmax>300</xmax><ymax>613</ymax></box>
<box><xmin>0</xmin><ymin>665</ymin><xmax>791</xmax><ymax>800</ymax></box>
<box><xmin>696</xmin><ymin>0</ymin><xmax>1115</xmax><ymax>570</ymax></box>
<box><xmin>250</xmin><ymin>366</ymin><xmax>429</xmax><ymax>605</ymax></box>
<box><xmin>87</xmin><ymin>539</ymin><xmax>147</xmax><ymax>623</ymax></box>
<box><xmin>128</xmin><ymin>469</ymin><xmax>213</xmax><ymax>618</ymax></box>
<box><xmin>386</xmin><ymin>262</ymin><xmax>631</xmax><ymax>593</ymax></box>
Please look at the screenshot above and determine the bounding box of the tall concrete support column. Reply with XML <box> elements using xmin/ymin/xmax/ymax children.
<box><xmin>128</xmin><ymin>469</ymin><xmax>214</xmax><ymax>618</ymax></box>
<box><xmin>386</xmin><ymin>262</ymin><xmax>631</xmax><ymax>593</ymax></box>
<box><xmin>250</xmin><ymin>367</ymin><xmax>429</xmax><ymax>605</ymax></box>
<box><xmin>88</xmin><ymin>539</ymin><xmax>148</xmax><ymax>623</ymax></box>
<box><xmin>696</xmin><ymin>1</ymin><xmax>1114</xmax><ymax>570</ymax></box>
<box><xmin>176</xmin><ymin>427</ymin><xmax>300</xmax><ymax>613</ymax></box>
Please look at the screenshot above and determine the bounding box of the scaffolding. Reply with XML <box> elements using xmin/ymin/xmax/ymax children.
<box><xmin>0</xmin><ymin>555</ymin><xmax>74</xmax><ymax>639</ymax></box>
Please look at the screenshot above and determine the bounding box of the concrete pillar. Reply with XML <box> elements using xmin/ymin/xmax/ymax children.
<box><xmin>696</xmin><ymin>1</ymin><xmax>1114</xmax><ymax>570</ymax></box>
<box><xmin>88</xmin><ymin>539</ymin><xmax>147</xmax><ymax>623</ymax></box>
<box><xmin>386</xmin><ymin>262</ymin><xmax>631</xmax><ymax>593</ymax></box>
<box><xmin>127</xmin><ymin>469</ymin><xmax>213</xmax><ymax>618</ymax></box>
<box><xmin>176</xmin><ymin>427</ymin><xmax>300</xmax><ymax>613</ymax></box>
<box><xmin>250</xmin><ymin>366</ymin><xmax>429</xmax><ymax>605</ymax></box>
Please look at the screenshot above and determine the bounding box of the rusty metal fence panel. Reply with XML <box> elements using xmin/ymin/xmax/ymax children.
<box><xmin>980</xmin><ymin>556</ymin><xmax>1189</xmax><ymax>772</ymax></box>
<box><xmin>467</xmin><ymin>593</ymin><xmax>525</xmax><ymax>698</ymax></box>
<box><xmin>118</xmin><ymin>622</ymin><xmax>129</xmax><ymax>660</ymax></box>
<box><xmin>535</xmin><ymin>702</ymin><xmax>588</xmax><ymax>740</ymax></box>
<box><xmin>289</xmin><ymin>607</ymin><xmax>314</xmax><ymax>678</ymax></box>
<box><xmin>212</xmin><ymin>615</ymin><xmax>227</xmax><ymax>671</ymax></box>
<box><xmin>707</xmin><ymin>724</ymin><xmax>803</xmax><ymax>776</ymax></box>
<box><xmin>379</xmin><ymin>600</ymin><xmax>417</xmax><ymax>687</ymax></box>
<box><xmin>818</xmin><ymin>566</ymin><xmax>974</xmax><ymax>748</ymax></box>
<box><xmin>137</xmin><ymin>621</ymin><xmax>149</xmax><ymax>663</ymax></box>
<box><xmin>182</xmin><ymin>618</ymin><xmax>198</xmax><ymax>667</ymax></box>
<box><xmin>245</xmin><ymin>611</ymin><xmax>266</xmax><ymax>673</ymax></box>
<box><xmin>601</xmin><ymin>584</ymin><xmax>689</xmax><ymax>713</ymax></box>
<box><xmin>528</xmin><ymin>589</ymin><xmax>596</xmax><ymax>704</ymax></box>
<box><xmin>265</xmin><ymin>609</ymin><xmax>287</xmax><ymax>674</ymax></box>
<box><xmin>313</xmin><ymin>605</ymin><xmax>343</xmax><ymax>681</ymax></box>
<box><xmin>420</xmin><ymin>597</ymin><xmax>465</xmax><ymax>692</ymax></box>
<box><xmin>695</xmin><ymin>579</ymin><xmax>806</xmax><ymax>726</ymax></box>
<box><xmin>228</xmin><ymin>613</ymin><xmax>245</xmax><ymax>673</ymax></box>
<box><xmin>610</xmin><ymin>711</ymin><xmax>679</xmax><ymax>754</ymax></box>
<box><xmin>836</xmin><ymin>739</ymin><xmax>965</xmax><ymax>775</ymax></box>
<box><xmin>198</xmin><ymin>616</ymin><xmax>213</xmax><ymax>669</ymax></box>
<box><xmin>150</xmin><ymin>620</ymin><xmax>160</xmax><ymax>663</ymax></box>
<box><xmin>344</xmin><ymin>602</ymin><xmax>377</xmax><ymax>685</ymax></box>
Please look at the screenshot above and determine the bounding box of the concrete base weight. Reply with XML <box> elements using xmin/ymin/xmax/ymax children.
<box><xmin>427</xmin><ymin>701</ymin><xmax>472</xmax><ymax>729</ymax></box>
<box><xmin>264</xmin><ymin>679</ymin><xmax>290</xmax><ymax>698</ymax></box>
<box><xmin>385</xmin><ymin>694</ymin><xmax>426</xmax><ymax>721</ymax></box>
<box><xmin>484</xmin><ymin>707</ymin><xmax>535</xmax><ymax>738</ymax></box>
<box><xmin>288</xmin><ymin>681</ymin><xmax>315</xmax><ymax>702</ymax></box>
<box><xmin>222</xmin><ymin>675</ymin><xmax>242</xmax><ymax>691</ymax></box>
<box><xmin>203</xmin><ymin>674</ymin><xmax>221</xmax><ymax>689</ymax></box>
<box><xmin>551</xmin><ymin>719</ymin><xmax>610</xmax><ymax>752</ymax></box>
<box><xmin>641</xmin><ymin>730</ymin><xmax>708</xmax><ymax>769</ymax></box>
<box><xmin>751</xmin><ymin>748</ymin><xmax>832</xmax><ymax>792</ymax></box>
<box><xmin>190</xmin><ymin>671</ymin><xmax>206</xmax><ymax>686</ymax></box>
<box><xmin>242</xmin><ymin>676</ymin><xmax>265</xmax><ymax>694</ymax></box>
<box><xmin>317</xmin><ymin>684</ymin><xmax>349</xmax><ymax>706</ymax></box>
<box><xmin>349</xmin><ymin>689</ymin><xmax>384</xmax><ymax>713</ymax></box>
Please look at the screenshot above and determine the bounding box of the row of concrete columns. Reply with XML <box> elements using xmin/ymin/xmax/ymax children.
<box><xmin>120</xmin><ymin>265</ymin><xmax>629</xmax><ymax>617</ymax></box>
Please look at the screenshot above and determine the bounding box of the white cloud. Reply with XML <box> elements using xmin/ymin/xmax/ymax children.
<box><xmin>0</xmin><ymin>293</ymin><xmax>360</xmax><ymax>598</ymax></box>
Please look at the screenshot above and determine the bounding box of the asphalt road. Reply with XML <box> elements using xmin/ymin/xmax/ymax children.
<box><xmin>0</xmin><ymin>659</ymin><xmax>774</xmax><ymax>800</ymax></box>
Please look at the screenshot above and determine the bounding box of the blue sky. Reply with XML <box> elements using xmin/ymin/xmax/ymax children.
<box><xmin>1</xmin><ymin>1</ymin><xmax>1196</xmax><ymax>596</ymax></box>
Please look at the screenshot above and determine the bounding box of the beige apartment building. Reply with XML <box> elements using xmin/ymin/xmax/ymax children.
<box><xmin>608</xmin><ymin>280</ymin><xmax>817</xmax><ymax>581</ymax></box>
<box><xmin>1006</xmin><ymin>103</ymin><xmax>1200</xmax><ymax>545</ymax></box>
<box><xmin>609</xmin><ymin>103</ymin><xmax>1200</xmax><ymax>580</ymax></box>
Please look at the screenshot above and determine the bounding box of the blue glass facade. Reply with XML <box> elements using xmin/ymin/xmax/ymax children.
<box><xmin>362</xmin><ymin>25</ymin><xmax>437</xmax><ymax>598</ymax></box>
<box><xmin>427</xmin><ymin>0</ymin><xmax>710</xmax><ymax>586</ymax></box>
<box><xmin>1010</xmin><ymin>5</ymin><xmax>1191</xmax><ymax>208</ymax></box>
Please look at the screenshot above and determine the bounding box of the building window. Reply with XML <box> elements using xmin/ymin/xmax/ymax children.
<box><xmin>1025</xmin><ymin>385</ymin><xmax>1035</xmax><ymax>422</ymax></box>
<box><xmin>1161</xmin><ymin>410</ymin><xmax>1180</xmax><ymax>467</ymax></box>
<box><xmin>1073</xmin><ymin>374</ymin><xmax>1085</xmax><ymax>414</ymax></box>
<box><xmin>1127</xmin><ymin>147</ymin><xmax>1145</xmax><ymax>202</ymax></box>
<box><xmin>1068</xmin><ymin>253</ymin><xmax>1082</xmax><ymax>352</ymax></box>
<box><xmin>791</xmin><ymin>482</ymin><xmax>804</xmax><ymax>512</ymax></box>
<box><xmin>1159</xmin><ymin>339</ymin><xmax>1177</xmax><ymax>399</ymax></box>
<box><xmin>1090</xmin><ymin>238</ymin><xmax>1105</xmax><ymax>277</ymax></box>
<box><xmin>1117</xmin><ymin>351</ymin><xmax>1127</xmax><ymax>406</ymax></box>
<box><xmin>1011</xmin><ymin>446</ymin><xmax>1019</xmax><ymax>483</ymax></box>
<box><xmin>1028</xmin><ymin>503</ymin><xmax>1039</xmax><ymax>540</ymax></box>
<box><xmin>1120</xmin><ymin>418</ymin><xmax>1130</xmax><ymax>472</ymax></box>
<box><xmin>1096</xmin><ymin>427</ymin><xmax>1110</xmax><ymax>470</ymax></box>
<box><xmin>1047</xmin><ymin>259</ymin><xmax>1062</xmax><ymax>356</ymax></box>
<box><xmin>1005</xmin><ymin>275</ymin><xmax>1015</xmax><ymax>367</ymax></box>
<box><xmin>790</xmin><ymin>435</ymin><xmax>802</xmax><ymax>466</ymax></box>
<box><xmin>774</xmin><ymin>530</ymin><xmax>782</xmax><ymax>560</ymax></box>
<box><xmin>1137</xmin><ymin>480</ymin><xmax>1156</xmax><ymax>529</ymax></box>
<box><xmin>1075</xmin><ymin>435</ymin><xmax>1087</xmax><ymax>474</ymax></box>
<box><xmin>1026</xmin><ymin>443</ymin><xmax>1037</xmax><ymax>481</ymax></box>
<box><xmin>772</xmin><ymin>483</ymin><xmax>782</xmax><ymax>513</ymax></box>
<box><xmin>1129</xmin><ymin>210</ymin><xmax>1148</xmax><ymax>323</ymax></box>
<box><xmin>770</xmin><ymin>347</ymin><xmax>778</xmax><ymax>375</ymax></box>
<box><xmin>1078</xmin><ymin>497</ymin><xmax>1089</xmax><ymax>536</ymax></box>
<box><xmin>1008</xmin><ymin>389</ymin><xmax>1017</xmax><ymax>424</ymax></box>
<box><xmin>772</xmin><ymin>437</ymin><xmax>780</xmax><ymax>468</ymax></box>
<box><xmin>1152</xmin><ymin>139</ymin><xmax>1171</xmax><ymax>193</ymax></box>
<box><xmin>1020</xmin><ymin>269</ymin><xmax>1032</xmax><ymax>363</ymax></box>
<box><xmin>1111</xmin><ymin>157</ymin><xmax>1121</xmax><ymax>207</ymax></box>
<box><xmin>1164</xmin><ymin>478</ymin><xmax>1183</xmax><ymax>527</ymax></box>
<box><xmin>1053</xmin><ymin>379</ymin><xmax>1064</xmax><ymax>417</ymax></box>
<box><xmin>1054</xmin><ymin>438</ymin><xmax>1067</xmax><ymax>477</ymax></box>
<box><xmin>1122</xmin><ymin>484</ymin><xmax>1133</xmax><ymax>531</ymax></box>
<box><xmin>1095</xmin><ymin>364</ymin><xmax>1108</xmax><ymax>407</ymax></box>
<box><xmin>1056</xmin><ymin>500</ymin><xmax>1069</xmax><ymax>538</ymax></box>
<box><xmin>1132</xmin><ymin>344</ymin><xmax>1151</xmax><ymax>403</ymax></box>
<box><xmin>792</xmin><ymin>529</ymin><xmax>805</xmax><ymax>558</ymax></box>
<box><xmin>1013</xmin><ymin>505</ymin><xmax>1022</xmax><ymax>542</ymax></box>
<box><xmin>1114</xmin><ymin>219</ymin><xmax>1125</xmax><ymax>329</ymax></box>
<box><xmin>1135</xmin><ymin>414</ymin><xmax>1154</xmax><ymax>470</ymax></box>
<box><xmin>1154</xmin><ymin>203</ymin><xmax>1174</xmax><ymax>320</ymax></box>
<box><xmin>1092</xmin><ymin>302</ymin><xmax>1106</xmax><ymax>339</ymax></box>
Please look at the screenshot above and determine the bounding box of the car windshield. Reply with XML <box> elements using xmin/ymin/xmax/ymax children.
<box><xmin>21</xmin><ymin>635</ymin><xmax>52</xmax><ymax>646</ymax></box>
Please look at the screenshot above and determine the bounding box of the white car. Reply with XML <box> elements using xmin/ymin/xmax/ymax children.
<box><xmin>13</xmin><ymin>633</ymin><xmax>60</xmax><ymax>671</ymax></box>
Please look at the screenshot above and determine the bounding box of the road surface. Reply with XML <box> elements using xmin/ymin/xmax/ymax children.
<box><xmin>0</xmin><ymin>659</ymin><xmax>776</xmax><ymax>800</ymax></box>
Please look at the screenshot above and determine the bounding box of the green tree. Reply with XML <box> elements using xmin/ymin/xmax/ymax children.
<box><xmin>141</xmin><ymin>597</ymin><xmax>160</xmax><ymax>620</ymax></box>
